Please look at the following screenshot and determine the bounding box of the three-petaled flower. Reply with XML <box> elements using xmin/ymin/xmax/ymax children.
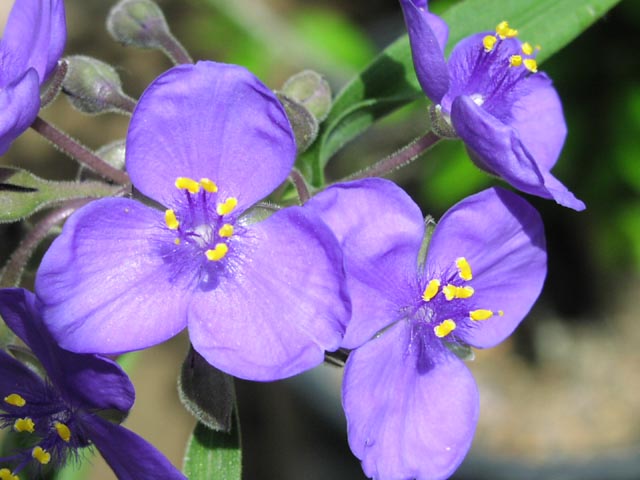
<box><xmin>0</xmin><ymin>288</ymin><xmax>185</xmax><ymax>480</ymax></box>
<box><xmin>306</xmin><ymin>179</ymin><xmax>547</xmax><ymax>480</ymax></box>
<box><xmin>400</xmin><ymin>0</ymin><xmax>585</xmax><ymax>211</ymax></box>
<box><xmin>0</xmin><ymin>0</ymin><xmax>66</xmax><ymax>154</ymax></box>
<box><xmin>35</xmin><ymin>61</ymin><xmax>349</xmax><ymax>381</ymax></box>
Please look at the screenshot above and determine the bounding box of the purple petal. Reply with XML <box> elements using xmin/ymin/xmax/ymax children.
<box><xmin>509</xmin><ymin>73</ymin><xmax>566</xmax><ymax>171</ymax></box>
<box><xmin>36</xmin><ymin>198</ymin><xmax>191</xmax><ymax>355</ymax></box>
<box><xmin>0</xmin><ymin>0</ymin><xmax>66</xmax><ymax>84</ymax></box>
<box><xmin>188</xmin><ymin>206</ymin><xmax>349</xmax><ymax>381</ymax></box>
<box><xmin>344</xmin><ymin>321</ymin><xmax>478</xmax><ymax>480</ymax></box>
<box><xmin>426</xmin><ymin>187</ymin><xmax>546</xmax><ymax>348</ymax></box>
<box><xmin>305</xmin><ymin>178</ymin><xmax>424</xmax><ymax>349</ymax></box>
<box><xmin>451</xmin><ymin>95</ymin><xmax>586</xmax><ymax>210</ymax></box>
<box><xmin>0</xmin><ymin>349</ymin><xmax>49</xmax><ymax>402</ymax></box>
<box><xmin>0</xmin><ymin>69</ymin><xmax>40</xmax><ymax>154</ymax></box>
<box><xmin>0</xmin><ymin>288</ymin><xmax>135</xmax><ymax>412</ymax></box>
<box><xmin>126</xmin><ymin>61</ymin><xmax>296</xmax><ymax>211</ymax></box>
<box><xmin>399</xmin><ymin>0</ymin><xmax>450</xmax><ymax>103</ymax></box>
<box><xmin>83</xmin><ymin>415</ymin><xmax>187</xmax><ymax>480</ymax></box>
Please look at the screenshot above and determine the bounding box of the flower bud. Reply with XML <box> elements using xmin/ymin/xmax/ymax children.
<box><xmin>276</xmin><ymin>93</ymin><xmax>319</xmax><ymax>154</ymax></box>
<box><xmin>62</xmin><ymin>55</ymin><xmax>136</xmax><ymax>115</ymax></box>
<box><xmin>281</xmin><ymin>70</ymin><xmax>332</xmax><ymax>122</ymax></box>
<box><xmin>106</xmin><ymin>0</ymin><xmax>170</xmax><ymax>49</ymax></box>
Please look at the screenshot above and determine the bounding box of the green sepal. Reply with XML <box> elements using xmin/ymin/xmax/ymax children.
<box><xmin>178</xmin><ymin>345</ymin><xmax>236</xmax><ymax>432</ymax></box>
<box><xmin>182</xmin><ymin>414</ymin><xmax>242</xmax><ymax>480</ymax></box>
<box><xmin>277</xmin><ymin>92</ymin><xmax>319</xmax><ymax>154</ymax></box>
<box><xmin>416</xmin><ymin>215</ymin><xmax>437</xmax><ymax>271</ymax></box>
<box><xmin>0</xmin><ymin>167</ymin><xmax>119</xmax><ymax>223</ymax></box>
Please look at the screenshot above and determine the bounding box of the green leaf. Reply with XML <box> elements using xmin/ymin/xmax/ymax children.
<box><xmin>306</xmin><ymin>0</ymin><xmax>622</xmax><ymax>182</ymax></box>
<box><xmin>0</xmin><ymin>167</ymin><xmax>119</xmax><ymax>223</ymax></box>
<box><xmin>183</xmin><ymin>414</ymin><xmax>242</xmax><ymax>480</ymax></box>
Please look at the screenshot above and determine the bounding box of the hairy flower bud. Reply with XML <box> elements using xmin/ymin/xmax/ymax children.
<box><xmin>106</xmin><ymin>0</ymin><xmax>169</xmax><ymax>49</ymax></box>
<box><xmin>276</xmin><ymin>93</ymin><xmax>319</xmax><ymax>154</ymax></box>
<box><xmin>62</xmin><ymin>56</ymin><xmax>136</xmax><ymax>114</ymax></box>
<box><xmin>281</xmin><ymin>70</ymin><xmax>332</xmax><ymax>122</ymax></box>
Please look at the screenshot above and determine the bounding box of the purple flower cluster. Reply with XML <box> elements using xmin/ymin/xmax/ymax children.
<box><xmin>0</xmin><ymin>1</ymin><xmax>584</xmax><ymax>479</ymax></box>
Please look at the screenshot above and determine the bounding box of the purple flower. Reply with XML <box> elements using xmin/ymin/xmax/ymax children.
<box><xmin>399</xmin><ymin>0</ymin><xmax>585</xmax><ymax>211</ymax></box>
<box><xmin>0</xmin><ymin>288</ymin><xmax>185</xmax><ymax>480</ymax></box>
<box><xmin>306</xmin><ymin>179</ymin><xmax>547</xmax><ymax>480</ymax></box>
<box><xmin>35</xmin><ymin>61</ymin><xmax>349</xmax><ymax>381</ymax></box>
<box><xmin>0</xmin><ymin>0</ymin><xmax>66</xmax><ymax>154</ymax></box>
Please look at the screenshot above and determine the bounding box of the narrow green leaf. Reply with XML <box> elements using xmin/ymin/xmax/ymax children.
<box><xmin>0</xmin><ymin>167</ymin><xmax>119</xmax><ymax>223</ymax></box>
<box><xmin>309</xmin><ymin>0</ymin><xmax>622</xmax><ymax>178</ymax></box>
<box><xmin>183</xmin><ymin>414</ymin><xmax>242</xmax><ymax>480</ymax></box>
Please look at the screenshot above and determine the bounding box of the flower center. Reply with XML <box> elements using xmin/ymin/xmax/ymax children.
<box><xmin>164</xmin><ymin>176</ymin><xmax>239</xmax><ymax>264</ymax></box>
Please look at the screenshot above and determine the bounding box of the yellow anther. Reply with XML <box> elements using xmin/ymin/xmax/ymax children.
<box><xmin>470</xmin><ymin>309</ymin><xmax>494</xmax><ymax>321</ymax></box>
<box><xmin>522</xmin><ymin>42</ymin><xmax>534</xmax><ymax>55</ymax></box>
<box><xmin>174</xmin><ymin>238</ymin><xmax>181</xmax><ymax>245</ymax></box>
<box><xmin>218</xmin><ymin>224</ymin><xmax>234</xmax><ymax>238</ymax></box>
<box><xmin>32</xmin><ymin>446</ymin><xmax>51</xmax><ymax>465</ymax></box>
<box><xmin>482</xmin><ymin>35</ymin><xmax>498</xmax><ymax>52</ymax></box>
<box><xmin>524</xmin><ymin>58</ymin><xmax>538</xmax><ymax>73</ymax></box>
<box><xmin>217</xmin><ymin>197</ymin><xmax>238</xmax><ymax>216</ymax></box>
<box><xmin>443</xmin><ymin>285</ymin><xmax>475</xmax><ymax>301</ymax></box>
<box><xmin>434</xmin><ymin>319</ymin><xmax>456</xmax><ymax>338</ymax></box>
<box><xmin>0</xmin><ymin>468</ymin><xmax>19</xmax><ymax>480</ymax></box>
<box><xmin>13</xmin><ymin>417</ymin><xmax>35</xmax><ymax>433</ymax></box>
<box><xmin>164</xmin><ymin>209</ymin><xmax>179</xmax><ymax>230</ymax></box>
<box><xmin>455</xmin><ymin>257</ymin><xmax>472</xmax><ymax>281</ymax></box>
<box><xmin>4</xmin><ymin>394</ymin><xmax>26</xmax><ymax>407</ymax></box>
<box><xmin>205</xmin><ymin>243</ymin><xmax>228</xmax><ymax>262</ymax></box>
<box><xmin>199</xmin><ymin>178</ymin><xmax>218</xmax><ymax>193</ymax></box>
<box><xmin>498</xmin><ymin>310</ymin><xmax>505</xmax><ymax>316</ymax></box>
<box><xmin>55</xmin><ymin>422</ymin><xmax>71</xmax><ymax>443</ymax></box>
<box><xmin>509</xmin><ymin>55</ymin><xmax>523</xmax><ymax>67</ymax></box>
<box><xmin>422</xmin><ymin>279</ymin><xmax>440</xmax><ymax>302</ymax></box>
<box><xmin>496</xmin><ymin>21</ymin><xmax>518</xmax><ymax>39</ymax></box>
<box><xmin>175</xmin><ymin>177</ymin><xmax>200</xmax><ymax>194</ymax></box>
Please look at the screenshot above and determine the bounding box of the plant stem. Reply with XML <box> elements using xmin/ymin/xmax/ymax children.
<box><xmin>288</xmin><ymin>168</ymin><xmax>311</xmax><ymax>204</ymax></box>
<box><xmin>30</xmin><ymin>116</ymin><xmax>130</xmax><ymax>185</ymax></box>
<box><xmin>0</xmin><ymin>199</ymin><xmax>90</xmax><ymax>288</ymax></box>
<box><xmin>343</xmin><ymin>131</ymin><xmax>441</xmax><ymax>181</ymax></box>
<box><xmin>157</xmin><ymin>31</ymin><xmax>193</xmax><ymax>65</ymax></box>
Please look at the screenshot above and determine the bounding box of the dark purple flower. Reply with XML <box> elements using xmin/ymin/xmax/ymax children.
<box><xmin>0</xmin><ymin>288</ymin><xmax>185</xmax><ymax>480</ymax></box>
<box><xmin>35</xmin><ymin>61</ymin><xmax>349</xmax><ymax>381</ymax></box>
<box><xmin>306</xmin><ymin>179</ymin><xmax>547</xmax><ymax>480</ymax></box>
<box><xmin>0</xmin><ymin>0</ymin><xmax>66</xmax><ymax>154</ymax></box>
<box><xmin>399</xmin><ymin>0</ymin><xmax>585</xmax><ymax>211</ymax></box>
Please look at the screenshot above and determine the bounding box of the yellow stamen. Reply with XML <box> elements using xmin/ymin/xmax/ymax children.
<box><xmin>524</xmin><ymin>58</ymin><xmax>538</xmax><ymax>73</ymax></box>
<box><xmin>509</xmin><ymin>54</ymin><xmax>523</xmax><ymax>67</ymax></box>
<box><xmin>174</xmin><ymin>238</ymin><xmax>181</xmax><ymax>245</ymax></box>
<box><xmin>205</xmin><ymin>243</ymin><xmax>228</xmax><ymax>261</ymax></box>
<box><xmin>482</xmin><ymin>35</ymin><xmax>497</xmax><ymax>52</ymax></box>
<box><xmin>455</xmin><ymin>257</ymin><xmax>472</xmax><ymax>281</ymax></box>
<box><xmin>175</xmin><ymin>177</ymin><xmax>200</xmax><ymax>194</ymax></box>
<box><xmin>522</xmin><ymin>42</ymin><xmax>534</xmax><ymax>55</ymax></box>
<box><xmin>164</xmin><ymin>209</ymin><xmax>179</xmax><ymax>230</ymax></box>
<box><xmin>443</xmin><ymin>284</ymin><xmax>475</xmax><ymax>301</ymax></box>
<box><xmin>32</xmin><ymin>446</ymin><xmax>51</xmax><ymax>465</ymax></box>
<box><xmin>470</xmin><ymin>309</ymin><xmax>494</xmax><ymax>321</ymax></box>
<box><xmin>13</xmin><ymin>417</ymin><xmax>35</xmax><ymax>433</ymax></box>
<box><xmin>0</xmin><ymin>468</ymin><xmax>19</xmax><ymax>480</ymax></box>
<box><xmin>217</xmin><ymin>197</ymin><xmax>238</xmax><ymax>216</ymax></box>
<box><xmin>496</xmin><ymin>21</ymin><xmax>518</xmax><ymax>39</ymax></box>
<box><xmin>422</xmin><ymin>279</ymin><xmax>440</xmax><ymax>302</ymax></box>
<box><xmin>434</xmin><ymin>319</ymin><xmax>456</xmax><ymax>338</ymax></box>
<box><xmin>55</xmin><ymin>422</ymin><xmax>71</xmax><ymax>443</ymax></box>
<box><xmin>4</xmin><ymin>394</ymin><xmax>26</xmax><ymax>407</ymax></box>
<box><xmin>199</xmin><ymin>178</ymin><xmax>218</xmax><ymax>193</ymax></box>
<box><xmin>218</xmin><ymin>224</ymin><xmax>234</xmax><ymax>238</ymax></box>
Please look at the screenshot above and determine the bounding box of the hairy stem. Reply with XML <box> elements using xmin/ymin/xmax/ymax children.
<box><xmin>288</xmin><ymin>168</ymin><xmax>311</xmax><ymax>204</ymax></box>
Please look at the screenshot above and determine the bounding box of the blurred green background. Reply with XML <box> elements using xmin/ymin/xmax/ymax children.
<box><xmin>1</xmin><ymin>0</ymin><xmax>639</xmax><ymax>479</ymax></box>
